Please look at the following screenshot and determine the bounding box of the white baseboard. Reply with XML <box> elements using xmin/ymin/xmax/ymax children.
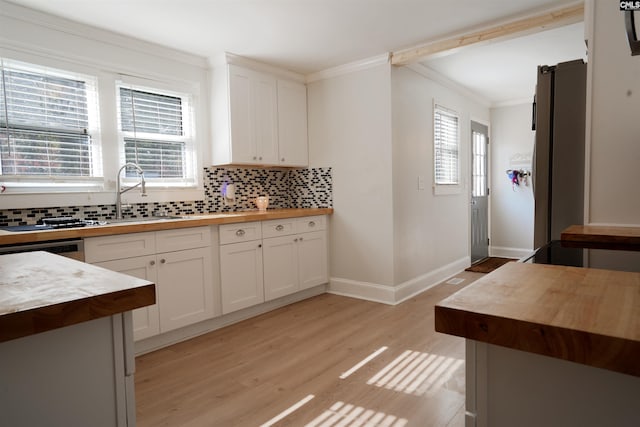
<box><xmin>328</xmin><ymin>278</ymin><xmax>396</xmax><ymax>305</ymax></box>
<box><xmin>394</xmin><ymin>256</ymin><xmax>470</xmax><ymax>304</ymax></box>
<box><xmin>328</xmin><ymin>256</ymin><xmax>470</xmax><ymax>305</ymax></box>
<box><xmin>490</xmin><ymin>246</ymin><xmax>533</xmax><ymax>259</ymax></box>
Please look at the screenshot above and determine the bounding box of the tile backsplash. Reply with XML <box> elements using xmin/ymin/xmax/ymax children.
<box><xmin>0</xmin><ymin>167</ymin><xmax>332</xmax><ymax>226</ymax></box>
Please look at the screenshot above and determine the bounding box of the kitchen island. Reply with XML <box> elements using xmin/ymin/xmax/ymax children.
<box><xmin>0</xmin><ymin>251</ymin><xmax>155</xmax><ymax>427</ymax></box>
<box><xmin>435</xmin><ymin>261</ymin><xmax>640</xmax><ymax>427</ymax></box>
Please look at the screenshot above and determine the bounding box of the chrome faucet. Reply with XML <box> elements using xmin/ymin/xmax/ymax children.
<box><xmin>116</xmin><ymin>162</ymin><xmax>147</xmax><ymax>219</ymax></box>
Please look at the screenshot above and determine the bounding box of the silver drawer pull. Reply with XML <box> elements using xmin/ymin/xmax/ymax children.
<box><xmin>309</xmin><ymin>221</ymin><xmax>316</xmax><ymax>227</ymax></box>
<box><xmin>276</xmin><ymin>224</ymin><xmax>284</xmax><ymax>231</ymax></box>
<box><xmin>236</xmin><ymin>229</ymin><xmax>246</xmax><ymax>236</ymax></box>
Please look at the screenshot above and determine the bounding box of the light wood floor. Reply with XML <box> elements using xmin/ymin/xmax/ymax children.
<box><xmin>135</xmin><ymin>271</ymin><xmax>483</xmax><ymax>426</ymax></box>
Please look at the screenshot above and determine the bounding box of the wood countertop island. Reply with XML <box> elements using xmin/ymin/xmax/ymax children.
<box><xmin>561</xmin><ymin>224</ymin><xmax>640</xmax><ymax>248</ymax></box>
<box><xmin>435</xmin><ymin>261</ymin><xmax>640</xmax><ymax>377</ymax></box>
<box><xmin>0</xmin><ymin>251</ymin><xmax>155</xmax><ymax>342</ymax></box>
<box><xmin>435</xmin><ymin>261</ymin><xmax>640</xmax><ymax>426</ymax></box>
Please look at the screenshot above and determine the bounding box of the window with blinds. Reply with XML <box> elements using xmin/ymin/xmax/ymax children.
<box><xmin>0</xmin><ymin>60</ymin><xmax>99</xmax><ymax>178</ymax></box>
<box><xmin>434</xmin><ymin>105</ymin><xmax>459</xmax><ymax>186</ymax></box>
<box><xmin>117</xmin><ymin>86</ymin><xmax>190</xmax><ymax>180</ymax></box>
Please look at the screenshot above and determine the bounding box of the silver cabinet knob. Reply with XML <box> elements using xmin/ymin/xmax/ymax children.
<box><xmin>160</xmin><ymin>259</ymin><xmax>166</xmax><ymax>264</ymax></box>
<box><xmin>236</xmin><ymin>229</ymin><xmax>245</xmax><ymax>236</ymax></box>
<box><xmin>281</xmin><ymin>158</ymin><xmax>285</xmax><ymax>162</ymax></box>
<box><xmin>294</xmin><ymin>238</ymin><xmax>298</xmax><ymax>242</ymax></box>
<box><xmin>259</xmin><ymin>156</ymin><xmax>262</xmax><ymax>160</ymax></box>
<box><xmin>253</xmin><ymin>156</ymin><xmax>257</xmax><ymax>160</ymax></box>
<box><xmin>276</xmin><ymin>224</ymin><xmax>284</xmax><ymax>231</ymax></box>
<box><xmin>309</xmin><ymin>221</ymin><xmax>316</xmax><ymax>227</ymax></box>
<box><xmin>258</xmin><ymin>244</ymin><xmax>262</xmax><ymax>248</ymax></box>
<box><xmin>150</xmin><ymin>260</ymin><xmax>155</xmax><ymax>266</ymax></box>
<box><xmin>299</xmin><ymin>237</ymin><xmax>304</xmax><ymax>241</ymax></box>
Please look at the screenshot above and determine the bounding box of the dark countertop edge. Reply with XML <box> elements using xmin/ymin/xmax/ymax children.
<box><xmin>434</xmin><ymin>305</ymin><xmax>640</xmax><ymax>378</ymax></box>
<box><xmin>0</xmin><ymin>284</ymin><xmax>155</xmax><ymax>343</ymax></box>
<box><xmin>0</xmin><ymin>208</ymin><xmax>334</xmax><ymax>246</ymax></box>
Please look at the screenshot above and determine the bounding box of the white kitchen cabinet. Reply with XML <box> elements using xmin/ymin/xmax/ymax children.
<box><xmin>219</xmin><ymin>239</ymin><xmax>264</xmax><ymax>314</ymax></box>
<box><xmin>262</xmin><ymin>216</ymin><xmax>328</xmax><ymax>301</ymax></box>
<box><xmin>85</xmin><ymin>227</ymin><xmax>214</xmax><ymax>340</ymax></box>
<box><xmin>211</xmin><ymin>57</ymin><xmax>308</xmax><ymax>167</ymax></box>
<box><xmin>277</xmin><ymin>79</ymin><xmax>308</xmax><ymax>167</ymax></box>
<box><xmin>262</xmin><ymin>235</ymin><xmax>298</xmax><ymax>300</ymax></box>
<box><xmin>95</xmin><ymin>255</ymin><xmax>159</xmax><ymax>341</ymax></box>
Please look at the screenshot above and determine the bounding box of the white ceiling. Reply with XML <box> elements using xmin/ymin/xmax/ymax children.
<box><xmin>5</xmin><ymin>0</ymin><xmax>585</xmax><ymax>104</ymax></box>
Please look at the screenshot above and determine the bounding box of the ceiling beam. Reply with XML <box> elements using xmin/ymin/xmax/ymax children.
<box><xmin>391</xmin><ymin>3</ymin><xmax>584</xmax><ymax>66</ymax></box>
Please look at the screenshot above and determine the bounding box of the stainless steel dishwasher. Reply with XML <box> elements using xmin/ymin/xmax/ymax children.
<box><xmin>0</xmin><ymin>239</ymin><xmax>85</xmax><ymax>261</ymax></box>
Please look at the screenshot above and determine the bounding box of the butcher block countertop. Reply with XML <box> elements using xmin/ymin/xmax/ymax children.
<box><xmin>435</xmin><ymin>262</ymin><xmax>640</xmax><ymax>377</ymax></box>
<box><xmin>0</xmin><ymin>208</ymin><xmax>333</xmax><ymax>246</ymax></box>
<box><xmin>0</xmin><ymin>251</ymin><xmax>155</xmax><ymax>343</ymax></box>
<box><xmin>561</xmin><ymin>224</ymin><xmax>640</xmax><ymax>248</ymax></box>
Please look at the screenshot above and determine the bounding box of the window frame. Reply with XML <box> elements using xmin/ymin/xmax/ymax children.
<box><xmin>0</xmin><ymin>57</ymin><xmax>103</xmax><ymax>191</ymax></box>
<box><xmin>115</xmin><ymin>78</ymin><xmax>198</xmax><ymax>189</ymax></box>
<box><xmin>433</xmin><ymin>102</ymin><xmax>462</xmax><ymax>195</ymax></box>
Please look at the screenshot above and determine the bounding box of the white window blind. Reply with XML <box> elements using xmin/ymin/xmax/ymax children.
<box><xmin>0</xmin><ymin>59</ymin><xmax>98</xmax><ymax>178</ymax></box>
<box><xmin>118</xmin><ymin>86</ymin><xmax>188</xmax><ymax>180</ymax></box>
<box><xmin>434</xmin><ymin>105</ymin><xmax>459</xmax><ymax>185</ymax></box>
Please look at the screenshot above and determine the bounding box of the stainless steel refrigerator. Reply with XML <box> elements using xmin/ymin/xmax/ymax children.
<box><xmin>532</xmin><ymin>59</ymin><xmax>587</xmax><ymax>249</ymax></box>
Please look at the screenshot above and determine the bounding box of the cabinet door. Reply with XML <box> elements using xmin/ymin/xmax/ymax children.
<box><xmin>277</xmin><ymin>80</ymin><xmax>308</xmax><ymax>167</ymax></box>
<box><xmin>219</xmin><ymin>240</ymin><xmax>264</xmax><ymax>314</ymax></box>
<box><xmin>94</xmin><ymin>256</ymin><xmax>159</xmax><ymax>341</ymax></box>
<box><xmin>229</xmin><ymin>65</ymin><xmax>256</xmax><ymax>163</ymax></box>
<box><xmin>158</xmin><ymin>247</ymin><xmax>214</xmax><ymax>332</ymax></box>
<box><xmin>263</xmin><ymin>235</ymin><xmax>298</xmax><ymax>301</ymax></box>
<box><xmin>297</xmin><ymin>230</ymin><xmax>328</xmax><ymax>290</ymax></box>
<box><xmin>254</xmin><ymin>73</ymin><xmax>279</xmax><ymax>164</ymax></box>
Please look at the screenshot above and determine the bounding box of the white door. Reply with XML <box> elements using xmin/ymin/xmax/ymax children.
<box><xmin>158</xmin><ymin>247</ymin><xmax>214</xmax><ymax>332</ymax></box>
<box><xmin>220</xmin><ymin>240</ymin><xmax>264</xmax><ymax>314</ymax></box>
<box><xmin>297</xmin><ymin>231</ymin><xmax>328</xmax><ymax>290</ymax></box>
<box><xmin>277</xmin><ymin>80</ymin><xmax>309</xmax><ymax>166</ymax></box>
<box><xmin>95</xmin><ymin>255</ymin><xmax>159</xmax><ymax>341</ymax></box>
<box><xmin>229</xmin><ymin>65</ymin><xmax>255</xmax><ymax>163</ymax></box>
<box><xmin>263</xmin><ymin>235</ymin><xmax>299</xmax><ymax>301</ymax></box>
<box><xmin>471</xmin><ymin>121</ymin><xmax>489</xmax><ymax>263</ymax></box>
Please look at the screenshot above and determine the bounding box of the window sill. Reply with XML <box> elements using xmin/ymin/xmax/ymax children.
<box><xmin>433</xmin><ymin>184</ymin><xmax>462</xmax><ymax>196</ymax></box>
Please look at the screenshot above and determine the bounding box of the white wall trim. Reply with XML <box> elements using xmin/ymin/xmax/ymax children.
<box><xmin>405</xmin><ymin>63</ymin><xmax>491</xmax><ymax>108</ymax></box>
<box><xmin>490</xmin><ymin>246</ymin><xmax>533</xmax><ymax>259</ymax></box>
<box><xmin>208</xmin><ymin>52</ymin><xmax>305</xmax><ymax>82</ymax></box>
<box><xmin>394</xmin><ymin>256</ymin><xmax>470</xmax><ymax>304</ymax></box>
<box><xmin>328</xmin><ymin>277</ymin><xmax>396</xmax><ymax>305</ymax></box>
<box><xmin>0</xmin><ymin>0</ymin><xmax>208</xmax><ymax>69</ymax></box>
<box><xmin>305</xmin><ymin>53</ymin><xmax>391</xmax><ymax>83</ymax></box>
<box><xmin>329</xmin><ymin>256</ymin><xmax>471</xmax><ymax>305</ymax></box>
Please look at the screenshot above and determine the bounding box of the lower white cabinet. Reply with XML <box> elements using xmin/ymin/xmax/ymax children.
<box><xmin>263</xmin><ymin>230</ymin><xmax>327</xmax><ymax>301</ymax></box>
<box><xmin>86</xmin><ymin>227</ymin><xmax>214</xmax><ymax>340</ymax></box>
<box><xmin>219</xmin><ymin>239</ymin><xmax>264</xmax><ymax>314</ymax></box>
<box><xmin>219</xmin><ymin>216</ymin><xmax>328</xmax><ymax>313</ymax></box>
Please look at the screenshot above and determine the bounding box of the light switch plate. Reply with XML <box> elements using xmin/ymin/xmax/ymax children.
<box><xmin>418</xmin><ymin>175</ymin><xmax>426</xmax><ymax>190</ymax></box>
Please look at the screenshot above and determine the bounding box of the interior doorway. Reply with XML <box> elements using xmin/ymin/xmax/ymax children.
<box><xmin>470</xmin><ymin>121</ymin><xmax>489</xmax><ymax>263</ymax></box>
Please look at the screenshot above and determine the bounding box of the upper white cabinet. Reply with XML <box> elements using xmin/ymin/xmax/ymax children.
<box><xmin>211</xmin><ymin>56</ymin><xmax>308</xmax><ymax>167</ymax></box>
<box><xmin>277</xmin><ymin>80</ymin><xmax>308</xmax><ymax>167</ymax></box>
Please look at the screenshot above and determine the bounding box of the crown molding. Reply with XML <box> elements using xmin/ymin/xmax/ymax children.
<box><xmin>305</xmin><ymin>53</ymin><xmax>391</xmax><ymax>83</ymax></box>
<box><xmin>208</xmin><ymin>52</ymin><xmax>305</xmax><ymax>82</ymax></box>
<box><xmin>0</xmin><ymin>0</ymin><xmax>208</xmax><ymax>69</ymax></box>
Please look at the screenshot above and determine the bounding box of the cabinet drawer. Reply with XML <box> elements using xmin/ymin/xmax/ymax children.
<box><xmin>156</xmin><ymin>227</ymin><xmax>212</xmax><ymax>253</ymax></box>
<box><xmin>262</xmin><ymin>218</ymin><xmax>297</xmax><ymax>238</ymax></box>
<box><xmin>219</xmin><ymin>221</ymin><xmax>262</xmax><ymax>244</ymax></box>
<box><xmin>295</xmin><ymin>216</ymin><xmax>326</xmax><ymax>233</ymax></box>
<box><xmin>84</xmin><ymin>232</ymin><xmax>156</xmax><ymax>263</ymax></box>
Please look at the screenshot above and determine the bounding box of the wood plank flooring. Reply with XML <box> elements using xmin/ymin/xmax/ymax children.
<box><xmin>135</xmin><ymin>271</ymin><xmax>483</xmax><ymax>426</ymax></box>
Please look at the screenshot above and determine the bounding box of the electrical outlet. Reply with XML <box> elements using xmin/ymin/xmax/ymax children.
<box><xmin>418</xmin><ymin>175</ymin><xmax>426</xmax><ymax>190</ymax></box>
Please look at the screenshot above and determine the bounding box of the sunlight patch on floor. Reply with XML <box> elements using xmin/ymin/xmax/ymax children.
<box><xmin>260</xmin><ymin>394</ymin><xmax>315</xmax><ymax>427</ymax></box>
<box><xmin>367</xmin><ymin>350</ymin><xmax>464</xmax><ymax>396</ymax></box>
<box><xmin>446</xmin><ymin>277</ymin><xmax>465</xmax><ymax>285</ymax></box>
<box><xmin>340</xmin><ymin>346</ymin><xmax>388</xmax><ymax>379</ymax></box>
<box><xmin>304</xmin><ymin>401</ymin><xmax>408</xmax><ymax>427</ymax></box>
